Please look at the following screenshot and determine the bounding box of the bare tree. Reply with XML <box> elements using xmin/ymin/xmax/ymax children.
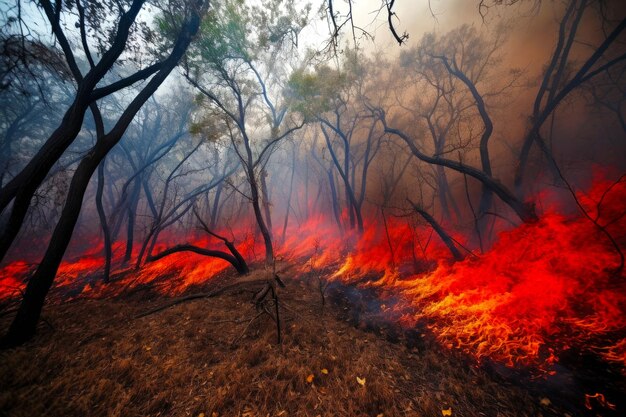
<box><xmin>1</xmin><ymin>0</ymin><xmax>206</xmax><ymax>348</ymax></box>
<box><xmin>514</xmin><ymin>0</ymin><xmax>626</xmax><ymax>196</ymax></box>
<box><xmin>0</xmin><ymin>0</ymin><xmax>199</xmax><ymax>262</ymax></box>
<box><xmin>184</xmin><ymin>0</ymin><xmax>306</xmax><ymax>264</ymax></box>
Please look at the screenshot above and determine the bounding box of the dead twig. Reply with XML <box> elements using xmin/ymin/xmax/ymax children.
<box><xmin>135</xmin><ymin>278</ymin><xmax>270</xmax><ymax>319</ymax></box>
<box><xmin>230</xmin><ymin>311</ymin><xmax>264</xmax><ymax>346</ymax></box>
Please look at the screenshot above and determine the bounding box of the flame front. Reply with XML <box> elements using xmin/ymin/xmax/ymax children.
<box><xmin>1</xmin><ymin>176</ymin><xmax>625</xmax><ymax>375</ymax></box>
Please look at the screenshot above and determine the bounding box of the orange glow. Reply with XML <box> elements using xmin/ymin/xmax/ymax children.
<box><xmin>0</xmin><ymin>260</ymin><xmax>29</xmax><ymax>300</ymax></box>
<box><xmin>1</xmin><ymin>175</ymin><xmax>625</xmax><ymax>376</ymax></box>
<box><xmin>585</xmin><ymin>392</ymin><xmax>617</xmax><ymax>410</ymax></box>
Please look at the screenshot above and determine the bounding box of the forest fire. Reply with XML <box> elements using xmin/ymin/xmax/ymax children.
<box><xmin>2</xmin><ymin>175</ymin><xmax>624</xmax><ymax>378</ymax></box>
<box><xmin>1</xmin><ymin>0</ymin><xmax>625</xmax><ymax>415</ymax></box>
<box><xmin>303</xmin><ymin>176</ymin><xmax>626</xmax><ymax>374</ymax></box>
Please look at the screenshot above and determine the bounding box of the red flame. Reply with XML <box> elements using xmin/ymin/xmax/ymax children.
<box><xmin>1</xmin><ymin>175</ymin><xmax>625</xmax><ymax>375</ymax></box>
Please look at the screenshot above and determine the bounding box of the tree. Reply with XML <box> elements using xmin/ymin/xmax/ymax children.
<box><xmin>287</xmin><ymin>53</ymin><xmax>385</xmax><ymax>234</ymax></box>
<box><xmin>184</xmin><ymin>0</ymin><xmax>306</xmax><ymax>264</ymax></box>
<box><xmin>513</xmin><ymin>0</ymin><xmax>626</xmax><ymax>196</ymax></box>
<box><xmin>371</xmin><ymin>24</ymin><xmax>538</xmax><ymax>224</ymax></box>
<box><xmin>394</xmin><ymin>25</ymin><xmax>522</xmax><ymax>240</ymax></box>
<box><xmin>0</xmin><ymin>0</ymin><xmax>191</xmax><ymax>262</ymax></box>
<box><xmin>1</xmin><ymin>0</ymin><xmax>207</xmax><ymax>348</ymax></box>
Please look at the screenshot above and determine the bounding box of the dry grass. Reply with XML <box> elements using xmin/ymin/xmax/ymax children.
<box><xmin>1</xmin><ymin>267</ymin><xmax>560</xmax><ymax>417</ymax></box>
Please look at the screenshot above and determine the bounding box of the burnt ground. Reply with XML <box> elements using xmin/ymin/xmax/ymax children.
<box><xmin>0</xmin><ymin>265</ymin><xmax>620</xmax><ymax>417</ymax></box>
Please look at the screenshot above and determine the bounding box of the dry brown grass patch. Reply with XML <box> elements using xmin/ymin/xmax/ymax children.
<box><xmin>0</xmin><ymin>268</ymin><xmax>555</xmax><ymax>416</ymax></box>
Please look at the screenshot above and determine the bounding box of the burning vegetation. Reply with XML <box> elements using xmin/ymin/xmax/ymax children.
<box><xmin>1</xmin><ymin>0</ymin><xmax>626</xmax><ymax>416</ymax></box>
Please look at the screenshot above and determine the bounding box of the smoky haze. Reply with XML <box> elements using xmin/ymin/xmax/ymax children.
<box><xmin>0</xmin><ymin>0</ymin><xmax>624</xmax><ymax>280</ymax></box>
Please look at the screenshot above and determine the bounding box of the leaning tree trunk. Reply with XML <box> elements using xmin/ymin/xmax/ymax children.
<box><xmin>1</xmin><ymin>142</ymin><xmax>111</xmax><ymax>347</ymax></box>
<box><xmin>0</xmin><ymin>0</ymin><xmax>149</xmax><ymax>263</ymax></box>
<box><xmin>408</xmin><ymin>200</ymin><xmax>464</xmax><ymax>261</ymax></box>
<box><xmin>0</xmin><ymin>6</ymin><xmax>202</xmax><ymax>347</ymax></box>
<box><xmin>380</xmin><ymin>116</ymin><xmax>538</xmax><ymax>224</ymax></box>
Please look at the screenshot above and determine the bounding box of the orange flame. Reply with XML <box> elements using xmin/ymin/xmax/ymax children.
<box><xmin>1</xmin><ymin>175</ymin><xmax>625</xmax><ymax>376</ymax></box>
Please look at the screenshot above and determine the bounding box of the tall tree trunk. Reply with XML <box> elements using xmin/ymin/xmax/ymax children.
<box><xmin>321</xmin><ymin>125</ymin><xmax>364</xmax><ymax>232</ymax></box>
<box><xmin>123</xmin><ymin>179</ymin><xmax>141</xmax><ymax>264</ymax></box>
<box><xmin>2</xmin><ymin>148</ymin><xmax>106</xmax><ymax>347</ymax></box>
<box><xmin>259</xmin><ymin>169</ymin><xmax>273</xmax><ymax>238</ymax></box>
<box><xmin>328</xmin><ymin>169</ymin><xmax>342</xmax><ymax>230</ymax></box>
<box><xmin>96</xmin><ymin>159</ymin><xmax>112</xmax><ymax>283</ymax></box>
<box><xmin>0</xmin><ymin>5</ymin><xmax>203</xmax><ymax>347</ymax></box>
<box><xmin>281</xmin><ymin>148</ymin><xmax>296</xmax><ymax>243</ymax></box>
<box><xmin>435</xmin><ymin>164</ymin><xmax>452</xmax><ymax>221</ymax></box>
<box><xmin>248</xmin><ymin>164</ymin><xmax>274</xmax><ymax>264</ymax></box>
<box><xmin>408</xmin><ymin>200</ymin><xmax>464</xmax><ymax>261</ymax></box>
<box><xmin>0</xmin><ymin>0</ymin><xmax>150</xmax><ymax>263</ymax></box>
<box><xmin>209</xmin><ymin>182</ymin><xmax>223</xmax><ymax>230</ymax></box>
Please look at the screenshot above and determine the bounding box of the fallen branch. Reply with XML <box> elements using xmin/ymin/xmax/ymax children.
<box><xmin>135</xmin><ymin>278</ymin><xmax>271</xmax><ymax>319</ymax></box>
<box><xmin>230</xmin><ymin>311</ymin><xmax>264</xmax><ymax>346</ymax></box>
<box><xmin>147</xmin><ymin>244</ymin><xmax>248</xmax><ymax>275</ymax></box>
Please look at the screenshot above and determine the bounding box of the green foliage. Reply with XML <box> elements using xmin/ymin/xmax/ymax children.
<box><xmin>286</xmin><ymin>57</ymin><xmax>363</xmax><ymax>121</ymax></box>
<box><xmin>189</xmin><ymin>111</ymin><xmax>223</xmax><ymax>143</ymax></box>
<box><xmin>252</xmin><ymin>0</ymin><xmax>311</xmax><ymax>49</ymax></box>
<box><xmin>191</xmin><ymin>1</ymin><xmax>252</xmax><ymax>70</ymax></box>
<box><xmin>186</xmin><ymin>0</ymin><xmax>310</xmax><ymax>78</ymax></box>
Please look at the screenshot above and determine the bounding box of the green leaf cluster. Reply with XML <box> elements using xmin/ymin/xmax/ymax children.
<box><xmin>286</xmin><ymin>65</ymin><xmax>350</xmax><ymax>120</ymax></box>
<box><xmin>193</xmin><ymin>1</ymin><xmax>252</xmax><ymax>69</ymax></box>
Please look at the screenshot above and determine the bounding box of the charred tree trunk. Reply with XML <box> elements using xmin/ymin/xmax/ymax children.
<box><xmin>408</xmin><ymin>199</ymin><xmax>464</xmax><ymax>261</ymax></box>
<box><xmin>345</xmin><ymin>146</ymin><xmax>355</xmax><ymax>230</ymax></box>
<box><xmin>514</xmin><ymin>4</ymin><xmax>626</xmax><ymax>195</ymax></box>
<box><xmin>136</xmin><ymin>226</ymin><xmax>156</xmax><ymax>270</ymax></box>
<box><xmin>281</xmin><ymin>148</ymin><xmax>296</xmax><ymax>243</ymax></box>
<box><xmin>321</xmin><ymin>124</ymin><xmax>364</xmax><ymax>232</ymax></box>
<box><xmin>1</xmin><ymin>147</ymin><xmax>107</xmax><ymax>347</ymax></box>
<box><xmin>237</xmin><ymin>124</ymin><xmax>274</xmax><ymax>264</ymax></box>
<box><xmin>259</xmin><ymin>168</ymin><xmax>273</xmax><ymax>239</ymax></box>
<box><xmin>380</xmin><ymin>114</ymin><xmax>537</xmax><ymax>223</ymax></box>
<box><xmin>0</xmin><ymin>6</ymin><xmax>203</xmax><ymax>347</ymax></box>
<box><xmin>92</xmin><ymin>104</ymin><xmax>112</xmax><ymax>283</ymax></box>
<box><xmin>0</xmin><ymin>0</ymin><xmax>151</xmax><ymax>263</ymax></box>
<box><xmin>209</xmin><ymin>182</ymin><xmax>224</xmax><ymax>230</ymax></box>
<box><xmin>435</xmin><ymin>55</ymin><xmax>495</xmax><ymax>224</ymax></box>
<box><xmin>123</xmin><ymin>178</ymin><xmax>142</xmax><ymax>264</ymax></box>
<box><xmin>194</xmin><ymin>211</ymin><xmax>249</xmax><ymax>274</ymax></box>
<box><xmin>142</xmin><ymin>178</ymin><xmax>158</xmax><ymax>218</ymax></box>
<box><xmin>435</xmin><ymin>164</ymin><xmax>452</xmax><ymax>221</ymax></box>
<box><xmin>328</xmin><ymin>169</ymin><xmax>343</xmax><ymax>231</ymax></box>
<box><xmin>95</xmin><ymin>158</ymin><xmax>112</xmax><ymax>283</ymax></box>
<box><xmin>248</xmin><ymin>164</ymin><xmax>274</xmax><ymax>264</ymax></box>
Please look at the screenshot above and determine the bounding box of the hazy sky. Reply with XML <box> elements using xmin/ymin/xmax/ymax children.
<box><xmin>297</xmin><ymin>0</ymin><xmax>556</xmax><ymax>58</ymax></box>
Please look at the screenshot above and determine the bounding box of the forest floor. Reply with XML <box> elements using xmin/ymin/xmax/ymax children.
<box><xmin>0</xmin><ymin>264</ymin><xmax>594</xmax><ymax>417</ymax></box>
